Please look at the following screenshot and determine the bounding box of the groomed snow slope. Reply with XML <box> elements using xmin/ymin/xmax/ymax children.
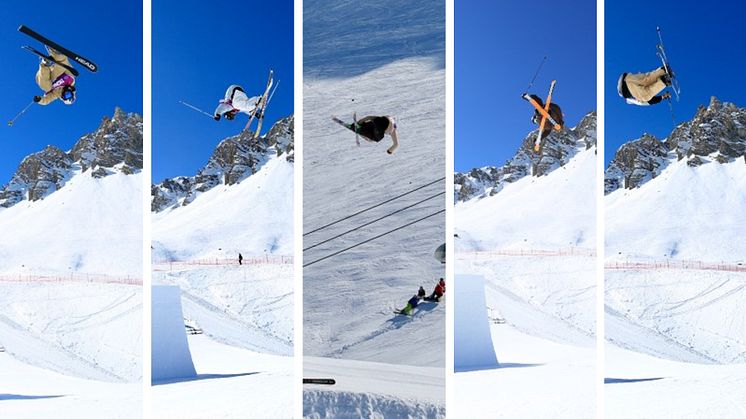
<box><xmin>303</xmin><ymin>57</ymin><xmax>446</xmax><ymax>368</ymax></box>
<box><xmin>0</xmin><ymin>353</ymin><xmax>141</xmax><ymax>419</ymax></box>
<box><xmin>606</xmin><ymin>158</ymin><xmax>746</xmax><ymax>262</ymax></box>
<box><xmin>0</xmin><ymin>282</ymin><xmax>142</xmax><ymax>382</ymax></box>
<box><xmin>0</xmin><ymin>171</ymin><xmax>142</xmax><ymax>277</ymax></box>
<box><xmin>152</xmin><ymin>334</ymin><xmax>293</xmax><ymax>418</ymax></box>
<box><xmin>456</xmin><ymin>146</ymin><xmax>596</xmax><ymax>251</ymax></box>
<box><xmin>152</xmin><ymin>156</ymin><xmax>293</xmax><ymax>261</ymax></box>
<box><xmin>152</xmin><ymin>264</ymin><xmax>293</xmax><ymax>356</ymax></box>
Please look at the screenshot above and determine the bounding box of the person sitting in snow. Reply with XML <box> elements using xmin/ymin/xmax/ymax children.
<box><xmin>425</xmin><ymin>278</ymin><xmax>445</xmax><ymax>302</ymax></box>
<box><xmin>418</xmin><ymin>286</ymin><xmax>426</xmax><ymax>299</ymax></box>
<box><xmin>352</xmin><ymin>115</ymin><xmax>399</xmax><ymax>154</ymax></box>
<box><xmin>214</xmin><ymin>85</ymin><xmax>262</xmax><ymax>121</ymax></box>
<box><xmin>617</xmin><ymin>65</ymin><xmax>673</xmax><ymax>106</ymax></box>
<box><xmin>401</xmin><ymin>294</ymin><xmax>421</xmax><ymax>315</ymax></box>
<box><xmin>33</xmin><ymin>48</ymin><xmax>76</xmax><ymax>106</ymax></box>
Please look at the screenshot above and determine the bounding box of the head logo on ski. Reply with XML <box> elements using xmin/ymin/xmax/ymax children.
<box><xmin>8</xmin><ymin>25</ymin><xmax>97</xmax><ymax>126</ymax></box>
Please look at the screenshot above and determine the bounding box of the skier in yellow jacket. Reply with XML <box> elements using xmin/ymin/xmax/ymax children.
<box><xmin>33</xmin><ymin>49</ymin><xmax>76</xmax><ymax>106</ymax></box>
<box><xmin>617</xmin><ymin>66</ymin><xmax>673</xmax><ymax>106</ymax></box>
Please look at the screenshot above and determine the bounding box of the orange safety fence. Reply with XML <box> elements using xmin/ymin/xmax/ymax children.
<box><xmin>605</xmin><ymin>260</ymin><xmax>746</xmax><ymax>273</ymax></box>
<box><xmin>457</xmin><ymin>247</ymin><xmax>597</xmax><ymax>259</ymax></box>
<box><xmin>152</xmin><ymin>255</ymin><xmax>294</xmax><ymax>271</ymax></box>
<box><xmin>0</xmin><ymin>273</ymin><xmax>142</xmax><ymax>285</ymax></box>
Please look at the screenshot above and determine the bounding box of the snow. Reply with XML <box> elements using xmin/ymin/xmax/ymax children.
<box><xmin>0</xmin><ymin>171</ymin><xmax>142</xmax><ymax>277</ymax></box>
<box><xmin>152</xmin><ymin>156</ymin><xmax>293</xmax><ymax>261</ymax></box>
<box><xmin>456</xmin><ymin>146</ymin><xmax>597</xmax><ymax>251</ymax></box>
<box><xmin>304</xmin><ymin>357</ymin><xmax>445</xmax><ymax>418</ymax></box>
<box><xmin>151</xmin><ymin>131</ymin><xmax>294</xmax><ymax>415</ymax></box>
<box><xmin>606</xmin><ymin>158</ymin><xmax>746</xmax><ymax>262</ymax></box>
<box><xmin>152</xmin><ymin>335</ymin><xmax>293</xmax><ymax>418</ymax></box>
<box><xmin>455</xmin><ymin>138</ymin><xmax>596</xmax><ymax>416</ymax></box>
<box><xmin>151</xmin><ymin>286</ymin><xmax>196</xmax><ymax>382</ymax></box>
<box><xmin>454</xmin><ymin>275</ymin><xmax>498</xmax><ymax>371</ymax></box>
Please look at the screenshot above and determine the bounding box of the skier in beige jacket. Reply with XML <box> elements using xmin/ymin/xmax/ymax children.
<box><xmin>33</xmin><ymin>49</ymin><xmax>76</xmax><ymax>106</ymax></box>
<box><xmin>617</xmin><ymin>66</ymin><xmax>673</xmax><ymax>106</ymax></box>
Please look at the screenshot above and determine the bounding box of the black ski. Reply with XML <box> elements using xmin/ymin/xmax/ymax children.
<box><xmin>303</xmin><ymin>378</ymin><xmax>336</xmax><ymax>385</ymax></box>
<box><xmin>19</xmin><ymin>25</ymin><xmax>97</xmax><ymax>73</ymax></box>
<box><xmin>22</xmin><ymin>46</ymin><xmax>79</xmax><ymax>77</ymax></box>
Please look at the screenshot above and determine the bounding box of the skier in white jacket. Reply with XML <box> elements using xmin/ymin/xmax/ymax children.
<box><xmin>214</xmin><ymin>85</ymin><xmax>261</xmax><ymax>121</ymax></box>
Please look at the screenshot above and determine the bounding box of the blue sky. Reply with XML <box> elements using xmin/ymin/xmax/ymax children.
<box><xmin>0</xmin><ymin>2</ymin><xmax>142</xmax><ymax>185</ymax></box>
<box><xmin>455</xmin><ymin>1</ymin><xmax>596</xmax><ymax>172</ymax></box>
<box><xmin>605</xmin><ymin>0</ymin><xmax>746</xmax><ymax>164</ymax></box>
<box><xmin>153</xmin><ymin>0</ymin><xmax>294</xmax><ymax>182</ymax></box>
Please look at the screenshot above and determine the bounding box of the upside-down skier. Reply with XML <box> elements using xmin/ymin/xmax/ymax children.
<box><xmin>355</xmin><ymin>115</ymin><xmax>399</xmax><ymax>154</ymax></box>
<box><xmin>33</xmin><ymin>48</ymin><xmax>76</xmax><ymax>106</ymax></box>
<box><xmin>617</xmin><ymin>65</ymin><xmax>673</xmax><ymax>106</ymax></box>
<box><xmin>214</xmin><ymin>85</ymin><xmax>262</xmax><ymax>121</ymax></box>
<box><xmin>527</xmin><ymin>94</ymin><xmax>564</xmax><ymax>138</ymax></box>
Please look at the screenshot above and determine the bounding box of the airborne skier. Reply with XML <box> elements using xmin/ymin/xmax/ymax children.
<box><xmin>33</xmin><ymin>49</ymin><xmax>76</xmax><ymax>106</ymax></box>
<box><xmin>214</xmin><ymin>85</ymin><xmax>262</xmax><ymax>121</ymax></box>
<box><xmin>617</xmin><ymin>66</ymin><xmax>673</xmax><ymax>106</ymax></box>
<box><xmin>527</xmin><ymin>94</ymin><xmax>564</xmax><ymax>138</ymax></box>
<box><xmin>332</xmin><ymin>115</ymin><xmax>399</xmax><ymax>154</ymax></box>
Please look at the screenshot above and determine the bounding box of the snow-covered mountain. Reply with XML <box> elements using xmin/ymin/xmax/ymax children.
<box><xmin>0</xmin><ymin>109</ymin><xmax>143</xmax><ymax>276</ymax></box>
<box><xmin>605</xmin><ymin>97</ymin><xmax>746</xmax><ymax>261</ymax></box>
<box><xmin>455</xmin><ymin>111</ymin><xmax>596</xmax><ymax>202</ymax></box>
<box><xmin>152</xmin><ymin>115</ymin><xmax>293</xmax><ymax>212</ymax></box>
<box><xmin>0</xmin><ymin>108</ymin><xmax>142</xmax><ymax>208</ymax></box>
<box><xmin>605</xmin><ymin>96</ymin><xmax>745</xmax><ymax>194</ymax></box>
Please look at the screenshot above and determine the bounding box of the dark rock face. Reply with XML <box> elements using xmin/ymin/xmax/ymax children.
<box><xmin>605</xmin><ymin>97</ymin><xmax>746</xmax><ymax>194</ymax></box>
<box><xmin>0</xmin><ymin>108</ymin><xmax>142</xmax><ymax>208</ymax></box>
<box><xmin>151</xmin><ymin>115</ymin><xmax>294</xmax><ymax>212</ymax></box>
<box><xmin>455</xmin><ymin>111</ymin><xmax>596</xmax><ymax>202</ymax></box>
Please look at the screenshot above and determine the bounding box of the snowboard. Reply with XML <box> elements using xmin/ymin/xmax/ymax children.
<box><xmin>19</xmin><ymin>25</ymin><xmax>97</xmax><ymax>73</ymax></box>
<box><xmin>303</xmin><ymin>378</ymin><xmax>336</xmax><ymax>385</ymax></box>
<box><xmin>246</xmin><ymin>69</ymin><xmax>274</xmax><ymax>138</ymax></box>
<box><xmin>22</xmin><ymin>46</ymin><xmax>79</xmax><ymax>77</ymax></box>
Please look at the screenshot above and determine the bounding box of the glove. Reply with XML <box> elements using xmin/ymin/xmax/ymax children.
<box><xmin>33</xmin><ymin>96</ymin><xmax>42</xmax><ymax>103</ymax></box>
<box><xmin>214</xmin><ymin>115</ymin><xmax>221</xmax><ymax>121</ymax></box>
<box><xmin>662</xmin><ymin>92</ymin><xmax>671</xmax><ymax>100</ymax></box>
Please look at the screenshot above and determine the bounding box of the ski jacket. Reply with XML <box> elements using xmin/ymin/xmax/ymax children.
<box><xmin>214</xmin><ymin>85</ymin><xmax>260</xmax><ymax>117</ymax></box>
<box><xmin>434</xmin><ymin>282</ymin><xmax>445</xmax><ymax>297</ymax></box>
<box><xmin>618</xmin><ymin>68</ymin><xmax>667</xmax><ymax>106</ymax></box>
<box><xmin>357</xmin><ymin>116</ymin><xmax>392</xmax><ymax>142</ymax></box>
<box><xmin>35</xmin><ymin>50</ymin><xmax>75</xmax><ymax>106</ymax></box>
<box><xmin>408</xmin><ymin>295</ymin><xmax>420</xmax><ymax>308</ymax></box>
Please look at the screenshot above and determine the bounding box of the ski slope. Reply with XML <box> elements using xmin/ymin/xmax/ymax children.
<box><xmin>456</xmin><ymin>146</ymin><xmax>597</xmax><ymax>251</ymax></box>
<box><xmin>152</xmin><ymin>334</ymin><xmax>293</xmax><ymax>418</ymax></box>
<box><xmin>0</xmin><ymin>171</ymin><xmax>142</xmax><ymax>277</ymax></box>
<box><xmin>152</xmin><ymin>156</ymin><xmax>294</xmax><ymax>261</ymax></box>
<box><xmin>606</xmin><ymin>158</ymin><xmax>746</xmax><ymax>262</ymax></box>
<box><xmin>303</xmin><ymin>57</ymin><xmax>445</xmax><ymax>368</ymax></box>
<box><xmin>304</xmin><ymin>357</ymin><xmax>444</xmax><ymax>418</ymax></box>
<box><xmin>0</xmin><ymin>353</ymin><xmax>141</xmax><ymax>419</ymax></box>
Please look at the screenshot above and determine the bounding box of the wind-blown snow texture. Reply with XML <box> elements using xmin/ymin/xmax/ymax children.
<box><xmin>303</xmin><ymin>0</ymin><xmax>444</xmax><ymax>416</ymax></box>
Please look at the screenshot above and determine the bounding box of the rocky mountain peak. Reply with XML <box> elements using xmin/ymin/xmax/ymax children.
<box><xmin>454</xmin><ymin>111</ymin><xmax>597</xmax><ymax>202</ymax></box>
<box><xmin>0</xmin><ymin>109</ymin><xmax>143</xmax><ymax>209</ymax></box>
<box><xmin>151</xmin><ymin>115</ymin><xmax>294</xmax><ymax>212</ymax></box>
<box><xmin>606</xmin><ymin>97</ymin><xmax>746</xmax><ymax>194</ymax></box>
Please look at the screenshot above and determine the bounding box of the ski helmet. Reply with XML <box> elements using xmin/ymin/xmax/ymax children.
<box><xmin>61</xmin><ymin>85</ymin><xmax>76</xmax><ymax>105</ymax></box>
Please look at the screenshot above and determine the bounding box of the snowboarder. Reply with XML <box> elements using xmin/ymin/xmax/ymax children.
<box><xmin>33</xmin><ymin>49</ymin><xmax>76</xmax><ymax>106</ymax></box>
<box><xmin>418</xmin><ymin>286</ymin><xmax>426</xmax><ymax>299</ymax></box>
<box><xmin>400</xmin><ymin>294</ymin><xmax>421</xmax><ymax>316</ymax></box>
<box><xmin>353</xmin><ymin>115</ymin><xmax>399</xmax><ymax>154</ymax></box>
<box><xmin>214</xmin><ymin>85</ymin><xmax>262</xmax><ymax>121</ymax></box>
<box><xmin>238</xmin><ymin>253</ymin><xmax>243</xmax><ymax>265</ymax></box>
<box><xmin>528</xmin><ymin>94</ymin><xmax>563</xmax><ymax>138</ymax></box>
<box><xmin>425</xmin><ymin>278</ymin><xmax>445</xmax><ymax>302</ymax></box>
<box><xmin>617</xmin><ymin>66</ymin><xmax>673</xmax><ymax>106</ymax></box>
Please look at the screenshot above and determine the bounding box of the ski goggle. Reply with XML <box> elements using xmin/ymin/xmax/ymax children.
<box><xmin>61</xmin><ymin>87</ymin><xmax>75</xmax><ymax>103</ymax></box>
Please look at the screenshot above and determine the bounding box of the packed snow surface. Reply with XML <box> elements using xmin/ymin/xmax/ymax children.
<box><xmin>454</xmin><ymin>275</ymin><xmax>498</xmax><ymax>371</ymax></box>
<box><xmin>0</xmin><ymin>171</ymin><xmax>142</xmax><ymax>277</ymax></box>
<box><xmin>606</xmin><ymin>158</ymin><xmax>746</xmax><ymax>262</ymax></box>
<box><xmin>151</xmin><ymin>286</ymin><xmax>196</xmax><ymax>382</ymax></box>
